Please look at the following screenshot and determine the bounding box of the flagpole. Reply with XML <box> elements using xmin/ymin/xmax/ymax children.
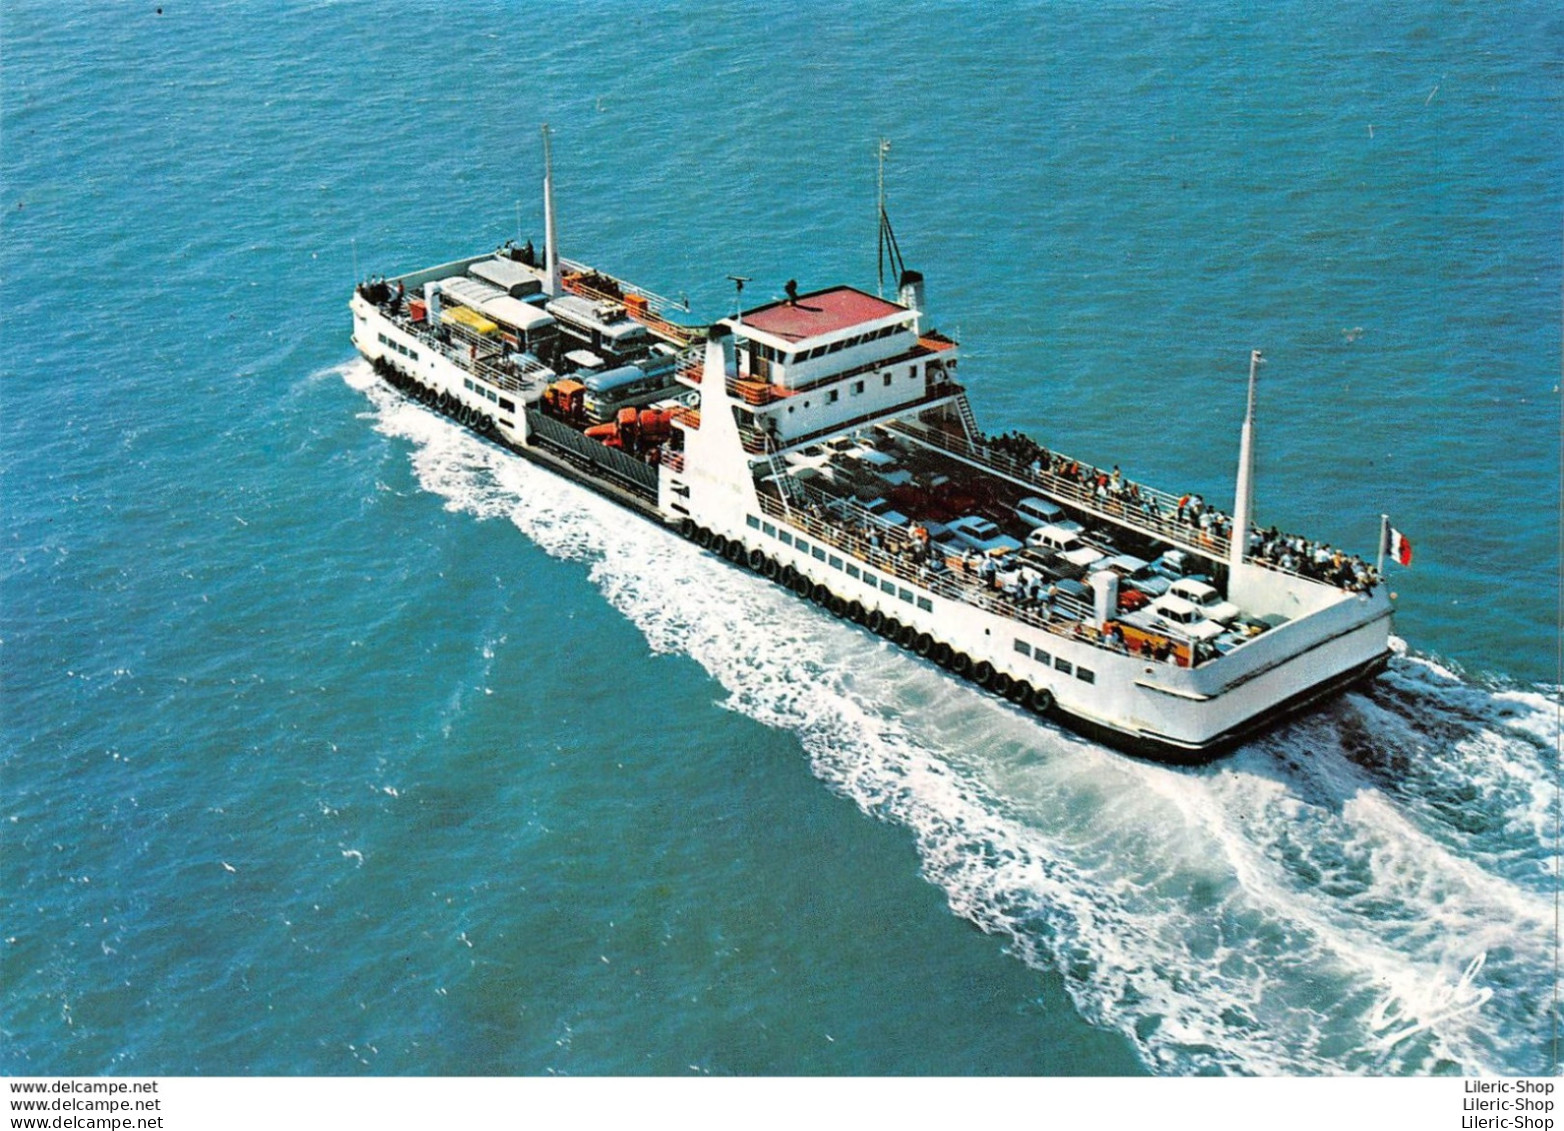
<box><xmin>1376</xmin><ymin>513</ymin><xmax>1388</xmax><ymax>573</ymax></box>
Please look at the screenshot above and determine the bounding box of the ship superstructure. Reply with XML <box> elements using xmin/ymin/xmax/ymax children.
<box><xmin>348</xmin><ymin>137</ymin><xmax>1394</xmax><ymax>763</ymax></box>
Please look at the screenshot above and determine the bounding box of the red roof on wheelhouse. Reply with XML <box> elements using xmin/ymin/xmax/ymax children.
<box><xmin>739</xmin><ymin>285</ymin><xmax>905</xmax><ymax>343</ymax></box>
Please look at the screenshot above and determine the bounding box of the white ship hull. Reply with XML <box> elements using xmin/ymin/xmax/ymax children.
<box><xmin>350</xmin><ymin>183</ymin><xmax>1395</xmax><ymax>764</ymax></box>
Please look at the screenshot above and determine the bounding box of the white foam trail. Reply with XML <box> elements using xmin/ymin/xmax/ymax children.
<box><xmin>343</xmin><ymin>360</ymin><xmax>1559</xmax><ymax>1076</ymax></box>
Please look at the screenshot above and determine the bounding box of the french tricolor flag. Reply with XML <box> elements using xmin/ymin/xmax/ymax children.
<box><xmin>1384</xmin><ymin>523</ymin><xmax>1413</xmax><ymax>567</ymax></box>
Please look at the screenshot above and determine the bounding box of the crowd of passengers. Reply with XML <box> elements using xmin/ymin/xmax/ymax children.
<box><xmin>1247</xmin><ymin>527</ymin><xmax>1380</xmax><ymax>592</ymax></box>
<box><xmin>980</xmin><ymin>430</ymin><xmax>1380</xmax><ymax>594</ymax></box>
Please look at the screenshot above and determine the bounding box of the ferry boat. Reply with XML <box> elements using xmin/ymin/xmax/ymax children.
<box><xmin>348</xmin><ymin>132</ymin><xmax>1395</xmax><ymax>764</ymax></box>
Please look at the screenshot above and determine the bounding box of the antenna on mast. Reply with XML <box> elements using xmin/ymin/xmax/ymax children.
<box><xmin>726</xmin><ymin>274</ymin><xmax>751</xmax><ymax>323</ymax></box>
<box><xmin>876</xmin><ymin>138</ymin><xmax>906</xmax><ymax>299</ymax></box>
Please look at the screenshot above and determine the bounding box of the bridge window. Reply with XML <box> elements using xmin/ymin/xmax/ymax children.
<box><xmin>1014</xmin><ymin>640</ymin><xmax>1032</xmax><ymax>657</ymax></box>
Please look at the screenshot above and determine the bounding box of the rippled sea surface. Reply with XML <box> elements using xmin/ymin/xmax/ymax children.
<box><xmin>2</xmin><ymin>2</ymin><xmax>1558</xmax><ymax>1076</ymax></box>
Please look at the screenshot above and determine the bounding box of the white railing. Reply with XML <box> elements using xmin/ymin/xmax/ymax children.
<box><xmin>755</xmin><ymin>490</ymin><xmax>1197</xmax><ymax>666</ymax></box>
<box><xmin>887</xmin><ymin>418</ymin><xmax>1234</xmax><ymax>563</ymax></box>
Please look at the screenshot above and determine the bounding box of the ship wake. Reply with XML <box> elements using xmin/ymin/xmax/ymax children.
<box><xmin>349</xmin><ymin>361</ymin><xmax>1560</xmax><ymax>1077</ymax></box>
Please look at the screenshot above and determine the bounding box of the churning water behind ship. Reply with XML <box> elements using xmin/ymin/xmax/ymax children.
<box><xmin>348</xmin><ymin>373</ymin><xmax>1559</xmax><ymax>1075</ymax></box>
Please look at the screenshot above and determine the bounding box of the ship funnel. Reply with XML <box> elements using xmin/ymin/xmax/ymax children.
<box><xmin>542</xmin><ymin>125</ymin><xmax>561</xmax><ymax>296</ymax></box>
<box><xmin>702</xmin><ymin>325</ymin><xmax>734</xmax><ymax>389</ymax></box>
<box><xmin>423</xmin><ymin>281</ymin><xmax>442</xmax><ymax>327</ymax></box>
<box><xmin>897</xmin><ymin>269</ymin><xmax>925</xmax><ymax>316</ymax></box>
<box><xmin>1229</xmin><ymin>350</ymin><xmax>1262</xmax><ymax>577</ymax></box>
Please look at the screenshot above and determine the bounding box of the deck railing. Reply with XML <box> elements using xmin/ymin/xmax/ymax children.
<box><xmin>754</xmin><ymin>490</ymin><xmax>1195</xmax><ymax>666</ymax></box>
<box><xmin>887</xmin><ymin>418</ymin><xmax>1234</xmax><ymax>565</ymax></box>
<box><xmin>382</xmin><ymin>303</ymin><xmax>550</xmax><ymax>399</ymax></box>
<box><xmin>558</xmin><ymin>259</ymin><xmax>706</xmax><ymax>347</ymax></box>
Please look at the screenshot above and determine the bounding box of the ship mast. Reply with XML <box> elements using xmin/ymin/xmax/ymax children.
<box><xmin>876</xmin><ymin>139</ymin><xmax>905</xmax><ymax>299</ymax></box>
<box><xmin>1228</xmin><ymin>349</ymin><xmax>1263</xmax><ymax>576</ymax></box>
<box><xmin>542</xmin><ymin>124</ymin><xmax>561</xmax><ymax>296</ymax></box>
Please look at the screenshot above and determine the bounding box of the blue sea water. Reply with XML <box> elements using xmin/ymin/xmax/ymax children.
<box><xmin>1</xmin><ymin>1</ymin><xmax>1559</xmax><ymax>1077</ymax></box>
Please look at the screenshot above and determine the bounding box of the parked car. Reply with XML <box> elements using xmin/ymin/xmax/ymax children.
<box><xmin>1117</xmin><ymin>587</ymin><xmax>1152</xmax><ymax>612</ymax></box>
<box><xmin>1143</xmin><ymin>594</ymin><xmax>1226</xmax><ymax>642</ymax></box>
<box><xmin>1212</xmin><ymin>630</ymin><xmax>1250</xmax><ymax>656</ymax></box>
<box><xmin>1088</xmin><ymin>553</ymin><xmax>1151</xmax><ymax>579</ymax></box>
<box><xmin>1017</xmin><ymin>547</ymin><xmax>1082</xmax><ymax>582</ymax></box>
<box><xmin>1168</xmin><ymin>578</ymin><xmax>1240</xmax><ymax>625</ymax></box>
<box><xmin>1051</xmin><ymin>577</ymin><xmax>1093</xmax><ymax>612</ymax></box>
<box><xmin>1026</xmin><ymin>523</ymin><xmax>1105</xmax><ymax>569</ymax></box>
<box><xmin>1014</xmin><ymin>496</ymin><xmax>1070</xmax><ymax>529</ymax></box>
<box><xmin>1124</xmin><ymin>562</ymin><xmax>1173</xmax><ymax>598</ymax></box>
<box><xmin>946</xmin><ymin>515</ymin><xmax>1024</xmax><ymax>555</ymax></box>
<box><xmin>860</xmin><ymin>496</ymin><xmax>909</xmax><ymax>528</ymax></box>
<box><xmin>1149</xmin><ymin>549</ymin><xmax>1207</xmax><ymax>582</ymax></box>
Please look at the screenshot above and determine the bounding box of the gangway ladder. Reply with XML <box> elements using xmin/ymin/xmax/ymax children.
<box><xmin>765</xmin><ymin>439</ymin><xmax>800</xmax><ymax>518</ymax></box>
<box><xmin>953</xmin><ymin>392</ymin><xmax>981</xmax><ymax>451</ymax></box>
